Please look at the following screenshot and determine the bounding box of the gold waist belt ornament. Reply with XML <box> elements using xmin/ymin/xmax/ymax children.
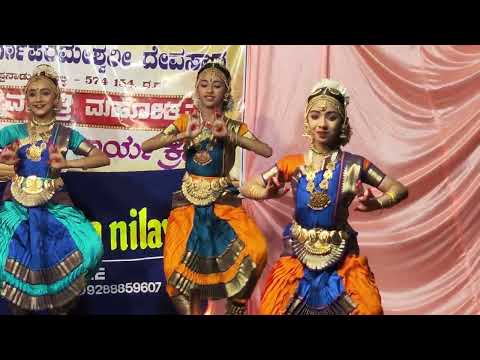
<box><xmin>181</xmin><ymin>172</ymin><xmax>231</xmax><ymax>206</ymax></box>
<box><xmin>290</xmin><ymin>220</ymin><xmax>349</xmax><ymax>271</ymax></box>
<box><xmin>10</xmin><ymin>175</ymin><xmax>57</xmax><ymax>207</ymax></box>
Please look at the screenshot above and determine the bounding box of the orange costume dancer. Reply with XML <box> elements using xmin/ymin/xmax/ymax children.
<box><xmin>142</xmin><ymin>62</ymin><xmax>272</xmax><ymax>315</ymax></box>
<box><xmin>241</xmin><ymin>79</ymin><xmax>408</xmax><ymax>315</ymax></box>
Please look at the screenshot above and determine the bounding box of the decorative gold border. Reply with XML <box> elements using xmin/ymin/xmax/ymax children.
<box><xmin>1</xmin><ymin>275</ymin><xmax>86</xmax><ymax>311</ymax></box>
<box><xmin>181</xmin><ymin>237</ymin><xmax>246</xmax><ymax>274</ymax></box>
<box><xmin>5</xmin><ymin>251</ymin><xmax>83</xmax><ymax>285</ymax></box>
<box><xmin>168</xmin><ymin>255</ymin><xmax>255</xmax><ymax>300</ymax></box>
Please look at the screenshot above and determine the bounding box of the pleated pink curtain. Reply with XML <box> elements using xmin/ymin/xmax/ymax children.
<box><xmin>238</xmin><ymin>45</ymin><xmax>480</xmax><ymax>315</ymax></box>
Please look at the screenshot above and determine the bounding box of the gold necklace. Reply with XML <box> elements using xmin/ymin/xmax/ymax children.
<box><xmin>26</xmin><ymin>123</ymin><xmax>53</xmax><ymax>162</ymax></box>
<box><xmin>191</xmin><ymin>112</ymin><xmax>216</xmax><ymax>166</ymax></box>
<box><xmin>31</xmin><ymin>115</ymin><xmax>55</xmax><ymax>127</ymax></box>
<box><xmin>309</xmin><ymin>144</ymin><xmax>333</xmax><ymax>156</ymax></box>
<box><xmin>305</xmin><ymin>150</ymin><xmax>338</xmax><ymax>211</ymax></box>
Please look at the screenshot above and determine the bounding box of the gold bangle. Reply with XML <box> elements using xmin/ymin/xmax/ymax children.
<box><xmin>377</xmin><ymin>197</ymin><xmax>385</xmax><ymax>209</ymax></box>
<box><xmin>378</xmin><ymin>194</ymin><xmax>396</xmax><ymax>209</ymax></box>
<box><xmin>385</xmin><ymin>191</ymin><xmax>397</xmax><ymax>204</ymax></box>
<box><xmin>244</xmin><ymin>184</ymin><xmax>266</xmax><ymax>200</ymax></box>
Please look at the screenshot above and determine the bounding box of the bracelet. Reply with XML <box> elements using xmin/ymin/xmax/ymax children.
<box><xmin>243</xmin><ymin>183</ymin><xmax>267</xmax><ymax>200</ymax></box>
<box><xmin>377</xmin><ymin>197</ymin><xmax>386</xmax><ymax>209</ymax></box>
<box><xmin>377</xmin><ymin>194</ymin><xmax>396</xmax><ymax>209</ymax></box>
<box><xmin>385</xmin><ymin>190</ymin><xmax>397</xmax><ymax>203</ymax></box>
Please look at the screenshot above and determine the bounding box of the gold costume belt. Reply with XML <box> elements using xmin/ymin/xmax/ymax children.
<box><xmin>10</xmin><ymin>175</ymin><xmax>59</xmax><ymax>207</ymax></box>
<box><xmin>290</xmin><ymin>220</ymin><xmax>349</xmax><ymax>271</ymax></box>
<box><xmin>181</xmin><ymin>172</ymin><xmax>231</xmax><ymax>206</ymax></box>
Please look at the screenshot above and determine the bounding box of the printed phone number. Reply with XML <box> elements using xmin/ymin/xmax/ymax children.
<box><xmin>80</xmin><ymin>282</ymin><xmax>162</xmax><ymax>296</ymax></box>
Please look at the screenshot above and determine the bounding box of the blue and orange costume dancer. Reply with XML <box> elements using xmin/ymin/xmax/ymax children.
<box><xmin>143</xmin><ymin>62</ymin><xmax>272</xmax><ymax>314</ymax></box>
<box><xmin>163</xmin><ymin>113</ymin><xmax>269</xmax><ymax>315</ymax></box>
<box><xmin>241</xmin><ymin>79</ymin><xmax>408</xmax><ymax>315</ymax></box>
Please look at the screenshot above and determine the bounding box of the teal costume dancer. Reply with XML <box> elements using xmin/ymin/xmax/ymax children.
<box><xmin>0</xmin><ymin>123</ymin><xmax>103</xmax><ymax>311</ymax></box>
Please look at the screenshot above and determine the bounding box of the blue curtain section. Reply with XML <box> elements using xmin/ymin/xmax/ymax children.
<box><xmin>0</xmin><ymin>169</ymin><xmax>212</xmax><ymax>315</ymax></box>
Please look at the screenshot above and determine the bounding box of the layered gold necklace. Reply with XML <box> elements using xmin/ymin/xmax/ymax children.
<box><xmin>304</xmin><ymin>148</ymin><xmax>339</xmax><ymax>211</ymax></box>
<box><xmin>191</xmin><ymin>112</ymin><xmax>218</xmax><ymax>166</ymax></box>
<box><xmin>26</xmin><ymin>117</ymin><xmax>55</xmax><ymax>162</ymax></box>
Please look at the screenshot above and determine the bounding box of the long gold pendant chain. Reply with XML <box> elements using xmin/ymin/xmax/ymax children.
<box><xmin>191</xmin><ymin>113</ymin><xmax>216</xmax><ymax>166</ymax></box>
<box><xmin>305</xmin><ymin>150</ymin><xmax>338</xmax><ymax>211</ymax></box>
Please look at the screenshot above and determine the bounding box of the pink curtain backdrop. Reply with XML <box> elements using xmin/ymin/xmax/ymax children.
<box><xmin>213</xmin><ymin>45</ymin><xmax>480</xmax><ymax>315</ymax></box>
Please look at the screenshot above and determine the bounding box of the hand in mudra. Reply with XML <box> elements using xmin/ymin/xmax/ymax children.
<box><xmin>187</xmin><ymin>118</ymin><xmax>203</xmax><ymax>139</ymax></box>
<box><xmin>354</xmin><ymin>182</ymin><xmax>380</xmax><ymax>212</ymax></box>
<box><xmin>266</xmin><ymin>175</ymin><xmax>289</xmax><ymax>198</ymax></box>
<box><xmin>0</xmin><ymin>141</ymin><xmax>19</xmax><ymax>165</ymax></box>
<box><xmin>212</xmin><ymin>120</ymin><xmax>228</xmax><ymax>138</ymax></box>
<box><xmin>48</xmin><ymin>145</ymin><xmax>68</xmax><ymax>170</ymax></box>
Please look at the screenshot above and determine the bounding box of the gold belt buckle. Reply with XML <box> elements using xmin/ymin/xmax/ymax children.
<box><xmin>23</xmin><ymin>175</ymin><xmax>45</xmax><ymax>195</ymax></box>
<box><xmin>11</xmin><ymin>175</ymin><xmax>56</xmax><ymax>207</ymax></box>
<box><xmin>292</xmin><ymin>221</ymin><xmax>348</xmax><ymax>255</ymax></box>
<box><xmin>181</xmin><ymin>173</ymin><xmax>230</xmax><ymax>206</ymax></box>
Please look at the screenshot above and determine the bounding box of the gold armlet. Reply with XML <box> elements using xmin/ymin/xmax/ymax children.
<box><xmin>228</xmin><ymin>130</ymin><xmax>239</xmax><ymax>146</ymax></box>
<box><xmin>75</xmin><ymin>141</ymin><xmax>95</xmax><ymax>157</ymax></box>
<box><xmin>163</xmin><ymin>124</ymin><xmax>178</xmax><ymax>136</ymax></box>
